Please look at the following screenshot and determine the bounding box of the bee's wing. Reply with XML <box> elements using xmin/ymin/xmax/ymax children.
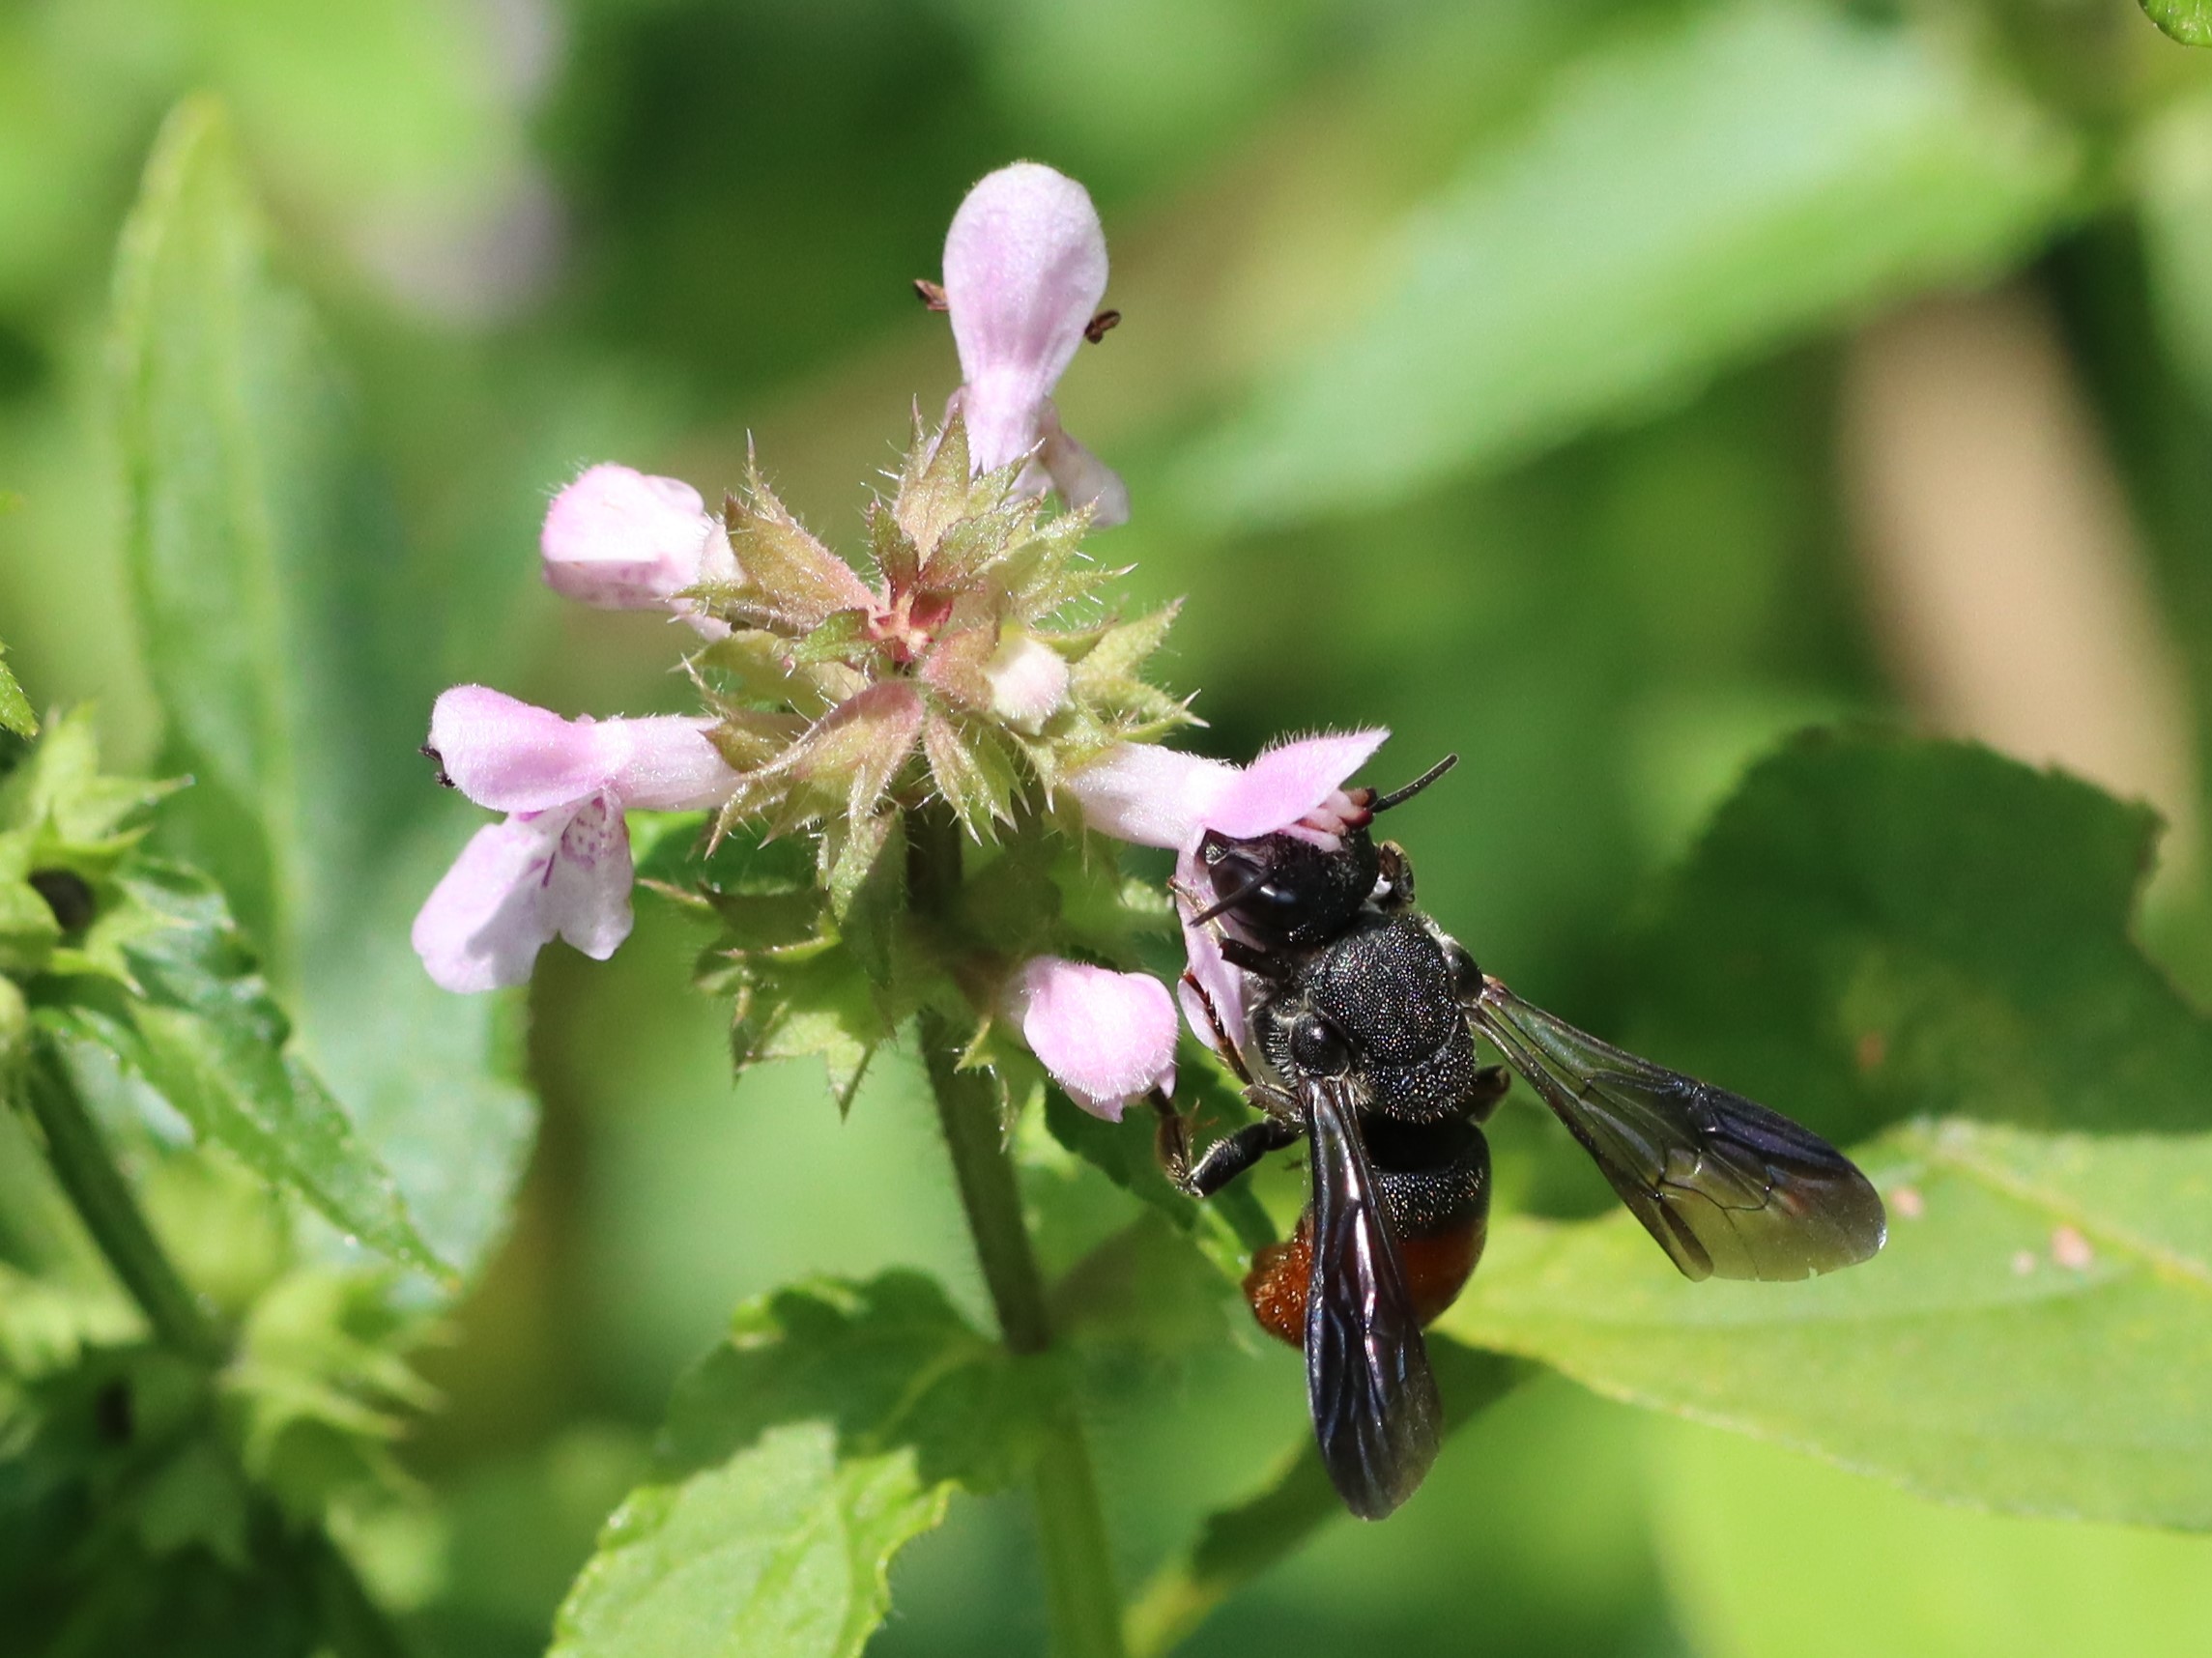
<box><xmin>1471</xmin><ymin>982</ymin><xmax>1886</xmax><ymax>1282</ymax></box>
<box><xmin>1304</xmin><ymin>1073</ymin><xmax>1442</xmax><ymax>1520</ymax></box>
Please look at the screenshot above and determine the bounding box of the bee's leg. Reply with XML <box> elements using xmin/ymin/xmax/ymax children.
<box><xmin>1186</xmin><ymin>1114</ymin><xmax>1305</xmax><ymax>1197</ymax></box>
<box><xmin>1180</xmin><ymin>969</ymin><xmax>1253</xmax><ymax>1083</ymax></box>
<box><xmin>1149</xmin><ymin>1087</ymin><xmax>1196</xmax><ymax>1188</ymax></box>
<box><xmin>1152</xmin><ymin>1082</ymin><xmax>1302</xmax><ymax>1195</ymax></box>
<box><xmin>1469</xmin><ymin>1063</ymin><xmax>1511</xmax><ymax>1124</ymax></box>
<box><xmin>1218</xmin><ymin>937</ymin><xmax>1298</xmax><ymax>982</ymax></box>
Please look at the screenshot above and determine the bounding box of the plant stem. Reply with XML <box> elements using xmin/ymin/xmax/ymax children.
<box><xmin>906</xmin><ymin>804</ymin><xmax>1128</xmax><ymax>1658</ymax></box>
<box><xmin>19</xmin><ymin>1041</ymin><xmax>225</xmax><ymax>1362</ymax></box>
<box><xmin>21</xmin><ymin>1038</ymin><xmax>417</xmax><ymax>1656</ymax></box>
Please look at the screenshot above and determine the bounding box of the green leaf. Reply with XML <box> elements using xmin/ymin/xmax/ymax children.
<box><xmin>722</xmin><ymin>473</ymin><xmax>876</xmax><ymax>634</ymax></box>
<box><xmin>2141</xmin><ymin>0</ymin><xmax>2212</xmax><ymax>47</ymax></box>
<box><xmin>1067</xmin><ymin>600</ymin><xmax>1182</xmax><ymax>694</ymax></box>
<box><xmin>552</xmin><ymin>1273</ymin><xmax>1028</xmax><ymax>1658</ymax></box>
<box><xmin>819</xmin><ymin>812</ymin><xmax>904</xmax><ymax>986</ymax></box>
<box><xmin>727</xmin><ymin>950</ymin><xmax>887</xmax><ymax>1113</ymax></box>
<box><xmin>894</xmin><ymin>408</ymin><xmax>973</xmax><ymax>564</ymax></box>
<box><xmin>1436</xmin><ymin>732</ymin><xmax>2212</xmax><ymax>1528</ymax></box>
<box><xmin>636</xmin><ymin>812</ymin><xmax>817</xmax><ymax>894</ymax></box>
<box><xmin>0</xmin><ymin>638</ymin><xmax>34</xmax><ymax>739</ymax></box>
<box><xmin>110</xmin><ymin>98</ymin><xmax>531</xmax><ymax>1284</ymax></box>
<box><xmin>787</xmin><ymin>609</ymin><xmax>876</xmax><ymax>668</ymax></box>
<box><xmin>54</xmin><ymin>862</ymin><xmax>445</xmax><ymax>1277</ymax></box>
<box><xmin>1442</xmin><ymin>1119</ymin><xmax>2212</xmax><ymax>1529</ymax></box>
<box><xmin>1627</xmin><ymin>729</ymin><xmax>2208</xmax><ymax>1144</ymax></box>
<box><xmin>0</xmin><ymin>706</ymin><xmax>176</xmax><ymax>849</ymax></box>
<box><xmin>0</xmin><ymin>876</ymin><xmax>59</xmax><ymax>977</ymax></box>
<box><xmin>864</xmin><ymin>500</ymin><xmax>920</xmax><ymax>596</ymax></box>
<box><xmin>921</xmin><ymin>712</ymin><xmax>1016</xmax><ymax>843</ymax></box>
<box><xmin>1650</xmin><ymin>1415</ymin><xmax>2212</xmax><ymax>1658</ymax></box>
<box><xmin>1175</xmin><ymin>2</ymin><xmax>2079</xmax><ymax>523</ymax></box>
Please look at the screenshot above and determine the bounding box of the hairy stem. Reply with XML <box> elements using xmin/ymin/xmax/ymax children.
<box><xmin>19</xmin><ymin>1041</ymin><xmax>224</xmax><ymax>1362</ymax></box>
<box><xmin>907</xmin><ymin>803</ymin><xmax>1127</xmax><ymax>1658</ymax></box>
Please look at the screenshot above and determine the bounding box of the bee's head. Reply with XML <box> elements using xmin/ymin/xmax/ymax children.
<box><xmin>1195</xmin><ymin>827</ymin><xmax>1380</xmax><ymax>948</ymax></box>
<box><xmin>1191</xmin><ymin>754</ymin><xmax>1456</xmax><ymax>948</ymax></box>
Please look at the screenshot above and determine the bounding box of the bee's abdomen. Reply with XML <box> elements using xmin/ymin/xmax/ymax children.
<box><xmin>1373</xmin><ymin>1118</ymin><xmax>1491</xmax><ymax>1325</ymax></box>
<box><xmin>1239</xmin><ymin>1206</ymin><xmax>1486</xmax><ymax>1347</ymax></box>
<box><xmin>1240</xmin><ymin>1124</ymin><xmax>1493</xmax><ymax>1346</ymax></box>
<box><xmin>1243</xmin><ymin>1216</ymin><xmax>1312</xmax><ymax>1349</ymax></box>
<box><xmin>1396</xmin><ymin>1218</ymin><xmax>1486</xmax><ymax>1327</ymax></box>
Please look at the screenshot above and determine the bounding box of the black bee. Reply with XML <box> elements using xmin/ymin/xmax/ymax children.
<box><xmin>1156</xmin><ymin>756</ymin><xmax>1886</xmax><ymax>1520</ymax></box>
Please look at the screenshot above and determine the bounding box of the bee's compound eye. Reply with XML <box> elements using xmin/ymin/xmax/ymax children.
<box><xmin>1207</xmin><ymin>848</ymin><xmax>1266</xmax><ymax>900</ymax></box>
<box><xmin>1290</xmin><ymin>1015</ymin><xmax>1352</xmax><ymax>1076</ymax></box>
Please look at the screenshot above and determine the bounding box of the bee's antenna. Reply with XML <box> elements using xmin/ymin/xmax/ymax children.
<box><xmin>1188</xmin><ymin>872</ymin><xmax>1265</xmax><ymax>928</ymax></box>
<box><xmin>1368</xmin><ymin>753</ymin><xmax>1458</xmax><ymax>815</ymax></box>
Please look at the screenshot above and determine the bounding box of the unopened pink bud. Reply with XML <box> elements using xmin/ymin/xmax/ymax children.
<box><xmin>541</xmin><ymin>463</ymin><xmax>735</xmax><ymax>635</ymax></box>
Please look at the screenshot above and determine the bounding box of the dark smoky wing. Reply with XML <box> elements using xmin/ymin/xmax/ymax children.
<box><xmin>1304</xmin><ymin>1074</ymin><xmax>1443</xmax><ymax>1520</ymax></box>
<box><xmin>1471</xmin><ymin>984</ymin><xmax>1886</xmax><ymax>1283</ymax></box>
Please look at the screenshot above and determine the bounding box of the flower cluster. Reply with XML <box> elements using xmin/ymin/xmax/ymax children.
<box><xmin>411</xmin><ymin>158</ymin><xmax>1391</xmax><ymax>1126</ymax></box>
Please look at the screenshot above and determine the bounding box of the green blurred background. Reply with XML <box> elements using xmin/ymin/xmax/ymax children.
<box><xmin>11</xmin><ymin>0</ymin><xmax>2212</xmax><ymax>1652</ymax></box>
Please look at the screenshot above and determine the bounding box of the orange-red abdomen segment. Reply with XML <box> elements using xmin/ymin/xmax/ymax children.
<box><xmin>1243</xmin><ymin>1216</ymin><xmax>1312</xmax><ymax>1348</ymax></box>
<box><xmin>1398</xmin><ymin>1215</ymin><xmax>1484</xmax><ymax>1326</ymax></box>
<box><xmin>1241</xmin><ymin>1211</ymin><xmax>1486</xmax><ymax>1349</ymax></box>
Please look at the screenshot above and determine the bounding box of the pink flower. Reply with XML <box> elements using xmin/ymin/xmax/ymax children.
<box><xmin>413</xmin><ymin>685</ymin><xmax>740</xmax><ymax>992</ymax></box>
<box><xmin>1004</xmin><ymin>957</ymin><xmax>1177</xmax><ymax>1121</ymax></box>
<box><xmin>1066</xmin><ymin>731</ymin><xmax>1390</xmax><ymax>1054</ymax></box>
<box><xmin>540</xmin><ymin>463</ymin><xmax>737</xmax><ymax>638</ymax></box>
<box><xmin>942</xmin><ymin>163</ymin><xmax>1129</xmax><ymax>527</ymax></box>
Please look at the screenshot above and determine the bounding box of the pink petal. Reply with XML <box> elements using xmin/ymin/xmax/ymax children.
<box><xmin>955</xmin><ymin>384</ymin><xmax>1048</xmax><ymax>484</ymax></box>
<box><xmin>545</xmin><ymin>793</ymin><xmax>636</xmax><ymax>960</ymax></box>
<box><xmin>601</xmin><ymin>715</ymin><xmax>742</xmax><ymax>812</ymax></box>
<box><xmin>541</xmin><ymin>464</ymin><xmax>726</xmax><ymax>611</ymax></box>
<box><xmin>943</xmin><ymin>163</ymin><xmax>1107</xmax><ymax>474</ymax></box>
<box><xmin>412</xmin><ymin>792</ymin><xmax>644</xmax><ymax>992</ymax></box>
<box><xmin>1203</xmin><ymin>730</ymin><xmax>1390</xmax><ymax>840</ymax></box>
<box><xmin>1038</xmin><ymin>410</ymin><xmax>1129</xmax><ymax>529</ymax></box>
<box><xmin>427</xmin><ymin>689</ymin><xmax>739</xmax><ymax>816</ymax></box>
<box><xmin>1008</xmin><ymin>957</ymin><xmax>1176</xmax><ymax>1122</ymax></box>
<box><xmin>1174</xmin><ymin>844</ymin><xmax>1250</xmax><ymax>1060</ymax></box>
<box><xmin>429</xmin><ymin>686</ymin><xmax>625</xmax><ymax>813</ymax></box>
<box><xmin>412</xmin><ymin>815</ymin><xmax>567</xmax><ymax>992</ymax></box>
<box><xmin>1065</xmin><ymin>744</ymin><xmax>1239</xmax><ymax>850</ymax></box>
